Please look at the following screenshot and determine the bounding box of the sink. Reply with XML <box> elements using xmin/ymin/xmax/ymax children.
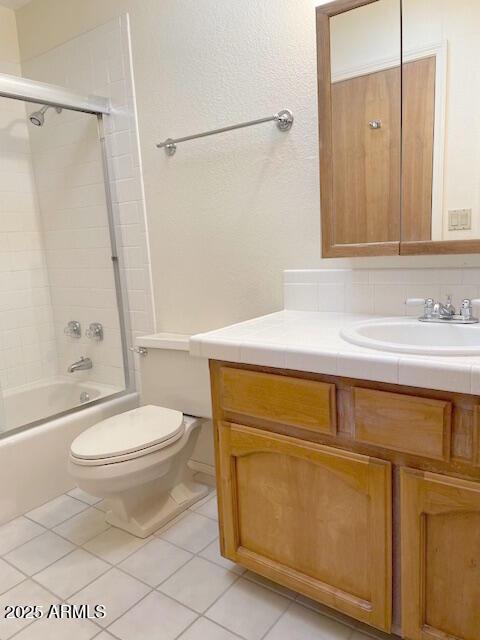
<box><xmin>340</xmin><ymin>318</ymin><xmax>480</xmax><ymax>356</ymax></box>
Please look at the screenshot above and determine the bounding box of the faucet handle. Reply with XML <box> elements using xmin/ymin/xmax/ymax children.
<box><xmin>64</xmin><ymin>320</ymin><xmax>81</xmax><ymax>338</ymax></box>
<box><xmin>460</xmin><ymin>299</ymin><xmax>480</xmax><ymax>322</ymax></box>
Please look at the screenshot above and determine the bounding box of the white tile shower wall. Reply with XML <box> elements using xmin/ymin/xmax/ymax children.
<box><xmin>22</xmin><ymin>15</ymin><xmax>155</xmax><ymax>390</ymax></box>
<box><xmin>0</xmin><ymin>62</ymin><xmax>58</xmax><ymax>390</ymax></box>
<box><xmin>27</xmin><ymin>108</ymin><xmax>125</xmax><ymax>389</ymax></box>
<box><xmin>284</xmin><ymin>268</ymin><xmax>480</xmax><ymax>315</ymax></box>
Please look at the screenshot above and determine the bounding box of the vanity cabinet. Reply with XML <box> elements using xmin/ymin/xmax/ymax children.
<box><xmin>401</xmin><ymin>469</ymin><xmax>480</xmax><ymax>640</ymax></box>
<box><xmin>210</xmin><ymin>361</ymin><xmax>480</xmax><ymax>639</ymax></box>
<box><xmin>216</xmin><ymin>421</ymin><xmax>392</xmax><ymax>630</ymax></box>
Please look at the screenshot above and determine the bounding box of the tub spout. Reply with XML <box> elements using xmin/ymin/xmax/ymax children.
<box><xmin>68</xmin><ymin>357</ymin><xmax>92</xmax><ymax>373</ymax></box>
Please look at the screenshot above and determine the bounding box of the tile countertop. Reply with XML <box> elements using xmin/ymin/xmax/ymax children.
<box><xmin>189</xmin><ymin>310</ymin><xmax>480</xmax><ymax>396</ymax></box>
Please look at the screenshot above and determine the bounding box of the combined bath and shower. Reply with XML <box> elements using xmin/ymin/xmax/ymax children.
<box><xmin>29</xmin><ymin>104</ymin><xmax>62</xmax><ymax>126</ymax></box>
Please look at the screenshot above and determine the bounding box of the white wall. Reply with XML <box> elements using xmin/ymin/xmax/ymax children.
<box><xmin>14</xmin><ymin>0</ymin><xmax>480</xmax><ymax>338</ymax></box>
<box><xmin>0</xmin><ymin>6</ymin><xmax>58</xmax><ymax>391</ymax></box>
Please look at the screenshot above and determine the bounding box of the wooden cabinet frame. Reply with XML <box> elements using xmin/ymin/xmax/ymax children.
<box><xmin>316</xmin><ymin>0</ymin><xmax>480</xmax><ymax>257</ymax></box>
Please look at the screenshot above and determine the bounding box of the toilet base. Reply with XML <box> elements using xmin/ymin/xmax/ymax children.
<box><xmin>105</xmin><ymin>479</ymin><xmax>209</xmax><ymax>538</ymax></box>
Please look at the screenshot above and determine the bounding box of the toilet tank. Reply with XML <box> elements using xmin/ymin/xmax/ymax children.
<box><xmin>135</xmin><ymin>333</ymin><xmax>212</xmax><ymax>419</ymax></box>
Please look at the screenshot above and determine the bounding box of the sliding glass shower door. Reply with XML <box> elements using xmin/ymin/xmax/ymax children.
<box><xmin>0</xmin><ymin>85</ymin><xmax>128</xmax><ymax>435</ymax></box>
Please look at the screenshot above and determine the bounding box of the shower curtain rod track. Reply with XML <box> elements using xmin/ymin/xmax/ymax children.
<box><xmin>156</xmin><ymin>108</ymin><xmax>294</xmax><ymax>156</ymax></box>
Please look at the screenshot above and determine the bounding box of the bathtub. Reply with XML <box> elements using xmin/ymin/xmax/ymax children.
<box><xmin>0</xmin><ymin>381</ymin><xmax>138</xmax><ymax>525</ymax></box>
<box><xmin>2</xmin><ymin>378</ymin><xmax>123</xmax><ymax>434</ymax></box>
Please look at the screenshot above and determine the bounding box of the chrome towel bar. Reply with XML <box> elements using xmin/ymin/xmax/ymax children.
<box><xmin>156</xmin><ymin>108</ymin><xmax>294</xmax><ymax>156</ymax></box>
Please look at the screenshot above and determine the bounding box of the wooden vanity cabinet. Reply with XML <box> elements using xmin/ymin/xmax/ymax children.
<box><xmin>209</xmin><ymin>361</ymin><xmax>480</xmax><ymax>639</ymax></box>
<box><xmin>216</xmin><ymin>421</ymin><xmax>392</xmax><ymax>630</ymax></box>
<box><xmin>401</xmin><ymin>469</ymin><xmax>480</xmax><ymax>640</ymax></box>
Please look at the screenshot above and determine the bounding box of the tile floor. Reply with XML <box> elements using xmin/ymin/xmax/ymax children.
<box><xmin>0</xmin><ymin>488</ymin><xmax>393</xmax><ymax>640</ymax></box>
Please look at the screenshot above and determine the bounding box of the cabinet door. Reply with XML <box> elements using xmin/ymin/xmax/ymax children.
<box><xmin>401</xmin><ymin>469</ymin><xmax>480</xmax><ymax>640</ymax></box>
<box><xmin>216</xmin><ymin>422</ymin><xmax>392</xmax><ymax>631</ymax></box>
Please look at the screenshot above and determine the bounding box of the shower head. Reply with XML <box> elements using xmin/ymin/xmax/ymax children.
<box><xmin>29</xmin><ymin>105</ymin><xmax>62</xmax><ymax>127</ymax></box>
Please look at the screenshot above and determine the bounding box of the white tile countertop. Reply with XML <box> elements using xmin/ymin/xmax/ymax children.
<box><xmin>190</xmin><ymin>311</ymin><xmax>480</xmax><ymax>395</ymax></box>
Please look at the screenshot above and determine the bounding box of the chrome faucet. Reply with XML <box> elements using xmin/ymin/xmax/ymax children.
<box><xmin>67</xmin><ymin>357</ymin><xmax>93</xmax><ymax>373</ymax></box>
<box><xmin>405</xmin><ymin>296</ymin><xmax>480</xmax><ymax>324</ymax></box>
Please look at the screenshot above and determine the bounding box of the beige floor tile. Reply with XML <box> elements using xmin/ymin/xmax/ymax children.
<box><xmin>158</xmin><ymin>512</ymin><xmax>218</xmax><ymax>553</ymax></box>
<box><xmin>0</xmin><ymin>558</ymin><xmax>24</xmax><ymax>594</ymax></box>
<box><xmin>68</xmin><ymin>568</ymin><xmax>150</xmax><ymax>627</ymax></box>
<box><xmin>108</xmin><ymin>591</ymin><xmax>197</xmax><ymax>640</ymax></box>
<box><xmin>265</xmin><ymin>602</ymin><xmax>353</xmax><ymax>640</ymax></box>
<box><xmin>5</xmin><ymin>532</ymin><xmax>74</xmax><ymax>576</ymax></box>
<box><xmin>199</xmin><ymin>539</ymin><xmax>245</xmax><ymax>575</ymax></box>
<box><xmin>206</xmin><ymin>577</ymin><xmax>290</xmax><ymax>640</ymax></box>
<box><xmin>159</xmin><ymin>557</ymin><xmax>238</xmax><ymax>613</ymax></box>
<box><xmin>0</xmin><ymin>579</ymin><xmax>59</xmax><ymax>640</ymax></box>
<box><xmin>193</xmin><ymin>495</ymin><xmax>219</xmax><ymax>521</ymax></box>
<box><xmin>25</xmin><ymin>495</ymin><xmax>88</xmax><ymax>529</ymax></box>
<box><xmin>67</xmin><ymin>487</ymin><xmax>102</xmax><ymax>506</ymax></box>
<box><xmin>83</xmin><ymin>527</ymin><xmax>148</xmax><ymax>564</ymax></box>
<box><xmin>119</xmin><ymin>537</ymin><xmax>192</xmax><ymax>587</ymax></box>
<box><xmin>94</xmin><ymin>500</ymin><xmax>110</xmax><ymax>513</ymax></box>
<box><xmin>178</xmin><ymin>617</ymin><xmax>240</xmax><ymax>640</ymax></box>
<box><xmin>0</xmin><ymin>517</ymin><xmax>45</xmax><ymax>556</ymax></box>
<box><xmin>53</xmin><ymin>508</ymin><xmax>110</xmax><ymax>545</ymax></box>
<box><xmin>34</xmin><ymin>549</ymin><xmax>110</xmax><ymax>599</ymax></box>
<box><xmin>12</xmin><ymin>615</ymin><xmax>98</xmax><ymax>640</ymax></box>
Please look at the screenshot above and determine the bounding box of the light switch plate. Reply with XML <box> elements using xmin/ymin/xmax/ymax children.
<box><xmin>448</xmin><ymin>208</ymin><xmax>472</xmax><ymax>231</ymax></box>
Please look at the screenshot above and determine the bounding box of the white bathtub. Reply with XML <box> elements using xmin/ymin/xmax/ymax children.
<box><xmin>0</xmin><ymin>382</ymin><xmax>138</xmax><ymax>525</ymax></box>
<box><xmin>2</xmin><ymin>378</ymin><xmax>122</xmax><ymax>433</ymax></box>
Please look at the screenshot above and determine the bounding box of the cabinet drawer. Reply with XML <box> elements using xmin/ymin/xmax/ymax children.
<box><xmin>354</xmin><ymin>388</ymin><xmax>451</xmax><ymax>461</ymax></box>
<box><xmin>219</xmin><ymin>367</ymin><xmax>336</xmax><ymax>434</ymax></box>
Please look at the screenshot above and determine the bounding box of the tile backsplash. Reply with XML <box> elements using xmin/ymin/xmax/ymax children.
<box><xmin>284</xmin><ymin>268</ymin><xmax>480</xmax><ymax>315</ymax></box>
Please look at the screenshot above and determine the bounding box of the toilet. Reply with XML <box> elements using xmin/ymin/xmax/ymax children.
<box><xmin>69</xmin><ymin>404</ymin><xmax>209</xmax><ymax>538</ymax></box>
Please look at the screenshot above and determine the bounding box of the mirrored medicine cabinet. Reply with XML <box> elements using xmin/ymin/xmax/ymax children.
<box><xmin>317</xmin><ymin>0</ymin><xmax>480</xmax><ymax>257</ymax></box>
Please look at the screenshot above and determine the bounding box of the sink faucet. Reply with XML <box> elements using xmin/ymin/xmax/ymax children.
<box><xmin>67</xmin><ymin>356</ymin><xmax>93</xmax><ymax>373</ymax></box>
<box><xmin>405</xmin><ymin>296</ymin><xmax>480</xmax><ymax>324</ymax></box>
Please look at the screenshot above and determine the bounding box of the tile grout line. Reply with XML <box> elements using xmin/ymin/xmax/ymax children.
<box><xmin>259</xmin><ymin>598</ymin><xmax>296</xmax><ymax>640</ymax></box>
<box><xmin>2</xmin><ymin>489</ymin><xmax>383</xmax><ymax>640</ymax></box>
<box><xmin>3</xmin><ymin>492</ymin><xmax>234</xmax><ymax>637</ymax></box>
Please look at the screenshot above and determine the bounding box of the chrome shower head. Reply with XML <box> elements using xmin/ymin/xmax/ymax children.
<box><xmin>29</xmin><ymin>105</ymin><xmax>62</xmax><ymax>127</ymax></box>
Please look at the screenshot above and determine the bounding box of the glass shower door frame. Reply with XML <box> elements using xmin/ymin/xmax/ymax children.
<box><xmin>0</xmin><ymin>73</ymin><xmax>133</xmax><ymax>436</ymax></box>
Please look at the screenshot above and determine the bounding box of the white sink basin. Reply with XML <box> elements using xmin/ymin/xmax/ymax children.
<box><xmin>340</xmin><ymin>318</ymin><xmax>480</xmax><ymax>356</ymax></box>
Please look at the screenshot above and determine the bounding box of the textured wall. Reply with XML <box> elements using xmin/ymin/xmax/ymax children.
<box><xmin>15</xmin><ymin>0</ymin><xmax>480</xmax><ymax>336</ymax></box>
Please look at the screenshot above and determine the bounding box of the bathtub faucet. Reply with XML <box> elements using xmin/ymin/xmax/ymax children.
<box><xmin>68</xmin><ymin>357</ymin><xmax>93</xmax><ymax>373</ymax></box>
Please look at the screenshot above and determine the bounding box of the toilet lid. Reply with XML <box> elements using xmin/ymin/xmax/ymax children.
<box><xmin>70</xmin><ymin>405</ymin><xmax>185</xmax><ymax>461</ymax></box>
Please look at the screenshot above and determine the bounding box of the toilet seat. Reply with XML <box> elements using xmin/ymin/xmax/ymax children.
<box><xmin>70</xmin><ymin>405</ymin><xmax>185</xmax><ymax>465</ymax></box>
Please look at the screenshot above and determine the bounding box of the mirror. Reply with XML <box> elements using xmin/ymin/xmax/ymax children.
<box><xmin>318</xmin><ymin>0</ymin><xmax>401</xmax><ymax>257</ymax></box>
<box><xmin>402</xmin><ymin>0</ymin><xmax>480</xmax><ymax>249</ymax></box>
<box><xmin>317</xmin><ymin>0</ymin><xmax>480</xmax><ymax>257</ymax></box>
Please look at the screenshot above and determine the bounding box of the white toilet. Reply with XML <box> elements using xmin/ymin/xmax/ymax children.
<box><xmin>69</xmin><ymin>404</ymin><xmax>209</xmax><ymax>538</ymax></box>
